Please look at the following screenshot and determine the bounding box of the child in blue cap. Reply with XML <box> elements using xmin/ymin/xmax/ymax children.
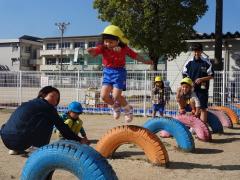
<box><xmin>59</xmin><ymin>101</ymin><xmax>89</xmax><ymax>144</ymax></box>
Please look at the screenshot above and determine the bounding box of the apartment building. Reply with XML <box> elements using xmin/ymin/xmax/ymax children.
<box><xmin>39</xmin><ymin>35</ymin><xmax>165</xmax><ymax>71</ymax></box>
<box><xmin>0</xmin><ymin>35</ymin><xmax>42</xmax><ymax>71</ymax></box>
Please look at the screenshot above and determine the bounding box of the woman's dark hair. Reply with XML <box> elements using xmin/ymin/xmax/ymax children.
<box><xmin>102</xmin><ymin>34</ymin><xmax>126</xmax><ymax>48</ymax></box>
<box><xmin>37</xmin><ymin>86</ymin><xmax>60</xmax><ymax>105</ymax></box>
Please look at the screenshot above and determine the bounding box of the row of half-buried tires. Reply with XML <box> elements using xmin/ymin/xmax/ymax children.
<box><xmin>21</xmin><ymin>116</ymin><xmax>200</xmax><ymax>180</ymax></box>
<box><xmin>21</xmin><ymin>106</ymin><xmax>239</xmax><ymax>180</ymax></box>
<box><xmin>21</xmin><ymin>125</ymin><xmax>171</xmax><ymax>180</ymax></box>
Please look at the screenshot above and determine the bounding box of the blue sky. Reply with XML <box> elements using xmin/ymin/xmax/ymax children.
<box><xmin>0</xmin><ymin>0</ymin><xmax>239</xmax><ymax>39</ymax></box>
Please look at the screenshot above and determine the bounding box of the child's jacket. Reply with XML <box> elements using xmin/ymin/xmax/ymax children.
<box><xmin>151</xmin><ymin>86</ymin><xmax>165</xmax><ymax>104</ymax></box>
<box><xmin>60</xmin><ymin>113</ymin><xmax>86</xmax><ymax>137</ymax></box>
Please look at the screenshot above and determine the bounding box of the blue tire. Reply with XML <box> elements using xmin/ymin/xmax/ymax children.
<box><xmin>207</xmin><ymin>111</ymin><xmax>224</xmax><ymax>133</ymax></box>
<box><xmin>143</xmin><ymin>117</ymin><xmax>195</xmax><ymax>152</ymax></box>
<box><xmin>21</xmin><ymin>140</ymin><xmax>117</xmax><ymax>180</ymax></box>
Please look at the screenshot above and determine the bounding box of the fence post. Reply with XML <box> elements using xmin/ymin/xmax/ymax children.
<box><xmin>76</xmin><ymin>70</ymin><xmax>80</xmax><ymax>101</ymax></box>
<box><xmin>18</xmin><ymin>71</ymin><xmax>22</xmax><ymax>105</ymax></box>
<box><xmin>222</xmin><ymin>70</ymin><xmax>226</xmax><ymax>106</ymax></box>
<box><xmin>143</xmin><ymin>70</ymin><xmax>147</xmax><ymax>116</ymax></box>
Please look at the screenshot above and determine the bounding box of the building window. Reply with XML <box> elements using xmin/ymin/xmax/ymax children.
<box><xmin>32</xmin><ymin>49</ymin><xmax>37</xmax><ymax>59</ymax></box>
<box><xmin>62</xmin><ymin>58</ymin><xmax>70</xmax><ymax>64</ymax></box>
<box><xmin>74</xmin><ymin>42</ymin><xmax>85</xmax><ymax>48</ymax></box>
<box><xmin>46</xmin><ymin>43</ymin><xmax>56</xmax><ymax>50</ymax></box>
<box><xmin>87</xmin><ymin>56</ymin><xmax>102</xmax><ymax>65</ymax></box>
<box><xmin>12</xmin><ymin>45</ymin><xmax>18</xmax><ymax>52</ymax></box>
<box><xmin>59</xmin><ymin>42</ymin><xmax>70</xmax><ymax>49</ymax></box>
<box><xmin>25</xmin><ymin>46</ymin><xmax>31</xmax><ymax>53</ymax></box>
<box><xmin>73</xmin><ymin>57</ymin><xmax>84</xmax><ymax>65</ymax></box>
<box><xmin>88</xmin><ymin>41</ymin><xmax>96</xmax><ymax>48</ymax></box>
<box><xmin>46</xmin><ymin>58</ymin><xmax>56</xmax><ymax>65</ymax></box>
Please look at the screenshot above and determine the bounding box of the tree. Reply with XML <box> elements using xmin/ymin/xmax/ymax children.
<box><xmin>93</xmin><ymin>0</ymin><xmax>208</xmax><ymax>70</ymax></box>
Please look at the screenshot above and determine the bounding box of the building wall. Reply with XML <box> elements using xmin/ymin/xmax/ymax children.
<box><xmin>0</xmin><ymin>41</ymin><xmax>20</xmax><ymax>71</ymax></box>
<box><xmin>0</xmin><ymin>38</ymin><xmax>42</xmax><ymax>71</ymax></box>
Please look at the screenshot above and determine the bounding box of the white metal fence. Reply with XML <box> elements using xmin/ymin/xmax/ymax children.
<box><xmin>0</xmin><ymin>70</ymin><xmax>239</xmax><ymax>116</ymax></box>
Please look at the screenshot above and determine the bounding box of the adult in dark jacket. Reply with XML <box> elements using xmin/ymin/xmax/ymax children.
<box><xmin>182</xmin><ymin>43</ymin><xmax>214</xmax><ymax>123</ymax></box>
<box><xmin>0</xmin><ymin>86</ymin><xmax>87</xmax><ymax>155</ymax></box>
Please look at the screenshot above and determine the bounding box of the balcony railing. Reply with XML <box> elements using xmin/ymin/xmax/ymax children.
<box><xmin>40</xmin><ymin>49</ymin><xmax>77</xmax><ymax>56</ymax></box>
<box><xmin>29</xmin><ymin>59</ymin><xmax>42</xmax><ymax>65</ymax></box>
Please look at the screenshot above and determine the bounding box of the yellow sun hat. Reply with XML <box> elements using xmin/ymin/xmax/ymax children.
<box><xmin>155</xmin><ymin>76</ymin><xmax>162</xmax><ymax>82</ymax></box>
<box><xmin>180</xmin><ymin>77</ymin><xmax>193</xmax><ymax>86</ymax></box>
<box><xmin>102</xmin><ymin>25</ymin><xmax>129</xmax><ymax>44</ymax></box>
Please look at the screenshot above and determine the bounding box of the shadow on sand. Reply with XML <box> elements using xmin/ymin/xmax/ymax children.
<box><xmin>168</xmin><ymin>161</ymin><xmax>240</xmax><ymax>171</ymax></box>
<box><xmin>194</xmin><ymin>148</ymin><xmax>223</xmax><ymax>154</ymax></box>
<box><xmin>210</xmin><ymin>137</ymin><xmax>240</xmax><ymax>144</ymax></box>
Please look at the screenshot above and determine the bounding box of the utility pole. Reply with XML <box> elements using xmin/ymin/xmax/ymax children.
<box><xmin>55</xmin><ymin>22</ymin><xmax>70</xmax><ymax>71</ymax></box>
<box><xmin>214</xmin><ymin>0</ymin><xmax>223</xmax><ymax>70</ymax></box>
<box><xmin>213</xmin><ymin>0</ymin><xmax>223</xmax><ymax>105</ymax></box>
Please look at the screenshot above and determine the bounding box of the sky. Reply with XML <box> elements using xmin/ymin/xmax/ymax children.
<box><xmin>0</xmin><ymin>0</ymin><xmax>239</xmax><ymax>39</ymax></box>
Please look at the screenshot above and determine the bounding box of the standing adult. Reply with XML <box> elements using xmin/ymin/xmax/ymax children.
<box><xmin>182</xmin><ymin>43</ymin><xmax>214</xmax><ymax>123</ymax></box>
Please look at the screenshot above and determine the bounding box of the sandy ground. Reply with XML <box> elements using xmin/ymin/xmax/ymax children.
<box><xmin>0</xmin><ymin>110</ymin><xmax>240</xmax><ymax>180</ymax></box>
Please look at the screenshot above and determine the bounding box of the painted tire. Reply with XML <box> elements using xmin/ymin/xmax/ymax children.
<box><xmin>21</xmin><ymin>140</ymin><xmax>117</xmax><ymax>180</ymax></box>
<box><xmin>143</xmin><ymin>117</ymin><xmax>195</xmax><ymax>152</ymax></box>
<box><xmin>208</xmin><ymin>109</ymin><xmax>233</xmax><ymax>128</ymax></box>
<box><xmin>228</xmin><ymin>105</ymin><xmax>240</xmax><ymax>119</ymax></box>
<box><xmin>209</xmin><ymin>106</ymin><xmax>239</xmax><ymax>124</ymax></box>
<box><xmin>207</xmin><ymin>111</ymin><xmax>224</xmax><ymax>133</ymax></box>
<box><xmin>175</xmin><ymin>114</ymin><xmax>212</xmax><ymax>142</ymax></box>
<box><xmin>96</xmin><ymin>125</ymin><xmax>169</xmax><ymax>166</ymax></box>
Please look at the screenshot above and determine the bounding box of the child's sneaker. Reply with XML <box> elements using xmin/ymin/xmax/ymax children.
<box><xmin>8</xmin><ymin>150</ymin><xmax>24</xmax><ymax>155</ymax></box>
<box><xmin>112</xmin><ymin>102</ymin><xmax>121</xmax><ymax>120</ymax></box>
<box><xmin>26</xmin><ymin>146</ymin><xmax>38</xmax><ymax>155</ymax></box>
<box><xmin>124</xmin><ymin>105</ymin><xmax>133</xmax><ymax>123</ymax></box>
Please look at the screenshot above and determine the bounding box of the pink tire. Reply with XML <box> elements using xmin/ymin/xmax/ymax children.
<box><xmin>208</xmin><ymin>110</ymin><xmax>233</xmax><ymax>128</ymax></box>
<box><xmin>159</xmin><ymin>130</ymin><xmax>171</xmax><ymax>138</ymax></box>
<box><xmin>175</xmin><ymin>114</ymin><xmax>212</xmax><ymax>142</ymax></box>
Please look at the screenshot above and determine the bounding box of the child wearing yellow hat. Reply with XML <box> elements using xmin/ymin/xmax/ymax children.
<box><xmin>176</xmin><ymin>77</ymin><xmax>200</xmax><ymax>117</ymax></box>
<box><xmin>87</xmin><ymin>25</ymin><xmax>152</xmax><ymax>122</ymax></box>
<box><xmin>151</xmin><ymin>76</ymin><xmax>166</xmax><ymax>117</ymax></box>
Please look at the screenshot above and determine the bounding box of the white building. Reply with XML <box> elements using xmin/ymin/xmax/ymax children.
<box><xmin>0</xmin><ymin>35</ymin><xmax>42</xmax><ymax>71</ymax></box>
<box><xmin>39</xmin><ymin>35</ymin><xmax>165</xmax><ymax>71</ymax></box>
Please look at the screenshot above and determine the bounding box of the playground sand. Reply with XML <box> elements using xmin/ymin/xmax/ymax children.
<box><xmin>0</xmin><ymin>111</ymin><xmax>240</xmax><ymax>180</ymax></box>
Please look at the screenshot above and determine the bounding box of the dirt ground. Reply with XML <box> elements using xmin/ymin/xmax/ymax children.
<box><xmin>0</xmin><ymin>110</ymin><xmax>240</xmax><ymax>180</ymax></box>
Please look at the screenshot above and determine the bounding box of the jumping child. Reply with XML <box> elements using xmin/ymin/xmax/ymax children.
<box><xmin>87</xmin><ymin>25</ymin><xmax>152</xmax><ymax>122</ymax></box>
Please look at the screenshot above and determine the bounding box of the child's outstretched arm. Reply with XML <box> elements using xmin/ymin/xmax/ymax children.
<box><xmin>87</xmin><ymin>47</ymin><xmax>97</xmax><ymax>57</ymax></box>
<box><xmin>80</xmin><ymin>127</ymin><xmax>87</xmax><ymax>138</ymax></box>
<box><xmin>135</xmin><ymin>54</ymin><xmax>153</xmax><ymax>65</ymax></box>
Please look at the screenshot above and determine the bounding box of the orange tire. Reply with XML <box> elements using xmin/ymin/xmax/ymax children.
<box><xmin>95</xmin><ymin>125</ymin><xmax>169</xmax><ymax>166</ymax></box>
<box><xmin>209</xmin><ymin>106</ymin><xmax>238</xmax><ymax>124</ymax></box>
